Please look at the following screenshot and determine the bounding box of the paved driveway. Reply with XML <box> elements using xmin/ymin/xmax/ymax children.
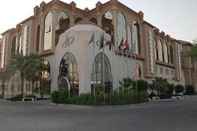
<box><xmin>0</xmin><ymin>96</ymin><xmax>197</xmax><ymax>131</ymax></box>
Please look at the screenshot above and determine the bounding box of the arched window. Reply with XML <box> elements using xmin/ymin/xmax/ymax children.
<box><xmin>116</xmin><ymin>12</ymin><xmax>127</xmax><ymax>48</ymax></box>
<box><xmin>102</xmin><ymin>11</ymin><xmax>114</xmax><ymax>39</ymax></box>
<box><xmin>132</xmin><ymin>21</ymin><xmax>140</xmax><ymax>54</ymax></box>
<box><xmin>163</xmin><ymin>40</ymin><xmax>168</xmax><ymax>63</ymax></box>
<box><xmin>11</xmin><ymin>36</ymin><xmax>16</xmax><ymax>56</ymax></box>
<box><xmin>157</xmin><ymin>39</ymin><xmax>163</xmax><ymax>62</ymax></box>
<box><xmin>91</xmin><ymin>52</ymin><xmax>112</xmax><ymax>94</ymax></box>
<box><xmin>55</xmin><ymin>11</ymin><xmax>70</xmax><ymax>46</ymax></box>
<box><xmin>90</xmin><ymin>18</ymin><xmax>97</xmax><ymax>25</ymax></box>
<box><xmin>59</xmin><ymin>52</ymin><xmax>79</xmax><ymax>96</ymax></box>
<box><xmin>36</xmin><ymin>25</ymin><xmax>40</xmax><ymax>52</ymax></box>
<box><xmin>44</xmin><ymin>12</ymin><xmax>53</xmax><ymax>50</ymax></box>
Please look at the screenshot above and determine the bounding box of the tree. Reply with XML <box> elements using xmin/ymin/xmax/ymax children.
<box><xmin>23</xmin><ymin>54</ymin><xmax>44</xmax><ymax>97</ymax></box>
<box><xmin>23</xmin><ymin>54</ymin><xmax>43</xmax><ymax>82</ymax></box>
<box><xmin>8</xmin><ymin>54</ymin><xmax>43</xmax><ymax>97</ymax></box>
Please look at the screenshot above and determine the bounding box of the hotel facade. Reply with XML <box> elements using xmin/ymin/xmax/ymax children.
<box><xmin>0</xmin><ymin>0</ymin><xmax>197</xmax><ymax>98</ymax></box>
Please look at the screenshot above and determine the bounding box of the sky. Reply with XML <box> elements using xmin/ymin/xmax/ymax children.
<box><xmin>0</xmin><ymin>0</ymin><xmax>197</xmax><ymax>42</ymax></box>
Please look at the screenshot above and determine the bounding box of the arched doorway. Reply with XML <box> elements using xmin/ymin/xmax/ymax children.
<box><xmin>58</xmin><ymin>52</ymin><xmax>79</xmax><ymax>96</ymax></box>
<box><xmin>91</xmin><ymin>52</ymin><xmax>113</xmax><ymax>94</ymax></box>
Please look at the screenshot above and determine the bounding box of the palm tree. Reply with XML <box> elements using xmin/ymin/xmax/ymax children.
<box><xmin>23</xmin><ymin>54</ymin><xmax>43</xmax><ymax>82</ymax></box>
<box><xmin>23</xmin><ymin>54</ymin><xmax>44</xmax><ymax>96</ymax></box>
<box><xmin>8</xmin><ymin>54</ymin><xmax>43</xmax><ymax>97</ymax></box>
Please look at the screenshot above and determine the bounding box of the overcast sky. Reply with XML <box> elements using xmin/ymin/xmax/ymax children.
<box><xmin>0</xmin><ymin>0</ymin><xmax>197</xmax><ymax>42</ymax></box>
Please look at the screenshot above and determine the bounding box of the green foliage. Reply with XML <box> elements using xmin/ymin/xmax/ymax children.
<box><xmin>185</xmin><ymin>85</ymin><xmax>195</xmax><ymax>95</ymax></box>
<box><xmin>8</xmin><ymin>54</ymin><xmax>42</xmax><ymax>80</ymax></box>
<box><xmin>66</xmin><ymin>94</ymin><xmax>95</xmax><ymax>105</ymax></box>
<box><xmin>175</xmin><ymin>85</ymin><xmax>184</xmax><ymax>94</ymax></box>
<box><xmin>151</xmin><ymin>77</ymin><xmax>173</xmax><ymax>98</ymax></box>
<box><xmin>7</xmin><ymin>95</ymin><xmax>23</xmax><ymax>101</ymax></box>
<box><xmin>190</xmin><ymin>45</ymin><xmax>197</xmax><ymax>58</ymax></box>
<box><xmin>166</xmin><ymin>84</ymin><xmax>175</xmax><ymax>97</ymax></box>
<box><xmin>51</xmin><ymin>78</ymin><xmax>148</xmax><ymax>105</ymax></box>
<box><xmin>9</xmin><ymin>54</ymin><xmax>43</xmax><ymax>80</ymax></box>
<box><xmin>119</xmin><ymin>78</ymin><xmax>134</xmax><ymax>89</ymax></box>
<box><xmin>51</xmin><ymin>89</ymin><xmax>69</xmax><ymax>104</ymax></box>
<box><xmin>136</xmin><ymin>80</ymin><xmax>148</xmax><ymax>92</ymax></box>
<box><xmin>8</xmin><ymin>54</ymin><xmax>45</xmax><ymax>96</ymax></box>
<box><xmin>189</xmin><ymin>39</ymin><xmax>197</xmax><ymax>58</ymax></box>
<box><xmin>110</xmin><ymin>89</ymin><xmax>148</xmax><ymax>105</ymax></box>
<box><xmin>22</xmin><ymin>54</ymin><xmax>43</xmax><ymax>81</ymax></box>
<box><xmin>149</xmin><ymin>77</ymin><xmax>176</xmax><ymax>99</ymax></box>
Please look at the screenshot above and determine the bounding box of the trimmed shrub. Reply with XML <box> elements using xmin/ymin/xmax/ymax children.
<box><xmin>151</xmin><ymin>77</ymin><xmax>175</xmax><ymax>99</ymax></box>
<box><xmin>51</xmin><ymin>89</ymin><xmax>148</xmax><ymax>105</ymax></box>
<box><xmin>185</xmin><ymin>85</ymin><xmax>195</xmax><ymax>95</ymax></box>
<box><xmin>160</xmin><ymin>84</ymin><xmax>174</xmax><ymax>99</ymax></box>
<box><xmin>175</xmin><ymin>85</ymin><xmax>184</xmax><ymax>94</ymax></box>
<box><xmin>51</xmin><ymin>89</ymin><xmax>69</xmax><ymax>104</ymax></box>
<box><xmin>136</xmin><ymin>80</ymin><xmax>148</xmax><ymax>92</ymax></box>
<box><xmin>119</xmin><ymin>78</ymin><xmax>134</xmax><ymax>89</ymax></box>
<box><xmin>65</xmin><ymin>94</ymin><xmax>97</xmax><ymax>105</ymax></box>
<box><xmin>8</xmin><ymin>95</ymin><xmax>23</xmax><ymax>101</ymax></box>
<box><xmin>166</xmin><ymin>84</ymin><xmax>174</xmax><ymax>96</ymax></box>
<box><xmin>51</xmin><ymin>78</ymin><xmax>149</xmax><ymax>105</ymax></box>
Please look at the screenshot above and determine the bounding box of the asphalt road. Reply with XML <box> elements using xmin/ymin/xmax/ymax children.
<box><xmin>0</xmin><ymin>96</ymin><xmax>197</xmax><ymax>131</ymax></box>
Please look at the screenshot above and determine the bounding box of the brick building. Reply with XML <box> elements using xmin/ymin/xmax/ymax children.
<box><xmin>0</xmin><ymin>0</ymin><xmax>196</xmax><ymax>98</ymax></box>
